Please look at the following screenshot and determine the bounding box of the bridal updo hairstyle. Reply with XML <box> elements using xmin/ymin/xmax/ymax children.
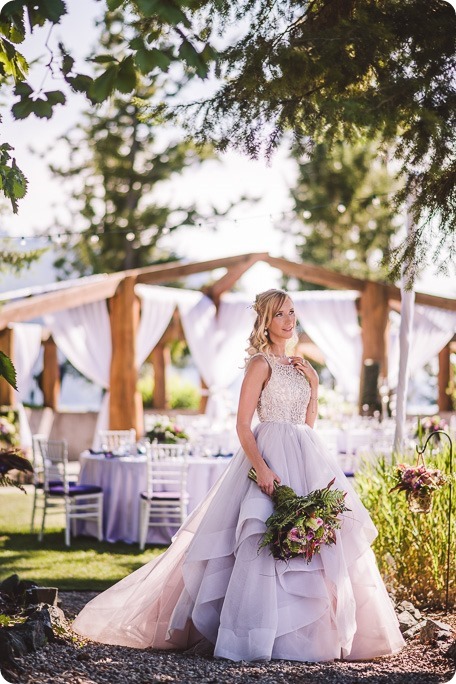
<box><xmin>246</xmin><ymin>288</ymin><xmax>290</xmax><ymax>358</ymax></box>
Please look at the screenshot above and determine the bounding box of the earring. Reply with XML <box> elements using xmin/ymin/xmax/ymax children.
<box><xmin>265</xmin><ymin>329</ymin><xmax>269</xmax><ymax>336</ymax></box>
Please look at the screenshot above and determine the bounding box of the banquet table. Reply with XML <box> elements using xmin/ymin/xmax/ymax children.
<box><xmin>77</xmin><ymin>450</ymin><xmax>232</xmax><ymax>545</ymax></box>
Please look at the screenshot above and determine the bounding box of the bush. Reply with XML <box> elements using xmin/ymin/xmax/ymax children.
<box><xmin>137</xmin><ymin>374</ymin><xmax>154</xmax><ymax>408</ymax></box>
<box><xmin>354</xmin><ymin>445</ymin><xmax>455</xmax><ymax>610</ymax></box>
<box><xmin>168</xmin><ymin>375</ymin><xmax>200</xmax><ymax>410</ymax></box>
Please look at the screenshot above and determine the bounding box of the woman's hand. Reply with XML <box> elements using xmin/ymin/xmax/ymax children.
<box><xmin>289</xmin><ymin>356</ymin><xmax>319</xmax><ymax>388</ymax></box>
<box><xmin>255</xmin><ymin>464</ymin><xmax>281</xmax><ymax>497</ymax></box>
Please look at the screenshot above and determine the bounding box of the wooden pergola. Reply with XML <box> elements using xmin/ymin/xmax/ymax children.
<box><xmin>0</xmin><ymin>252</ymin><xmax>454</xmax><ymax>434</ymax></box>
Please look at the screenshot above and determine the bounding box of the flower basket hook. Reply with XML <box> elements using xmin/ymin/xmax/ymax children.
<box><xmin>415</xmin><ymin>429</ymin><xmax>453</xmax><ymax>614</ymax></box>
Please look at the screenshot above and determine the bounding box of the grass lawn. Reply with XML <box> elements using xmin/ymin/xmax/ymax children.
<box><xmin>0</xmin><ymin>487</ymin><xmax>166</xmax><ymax>591</ymax></box>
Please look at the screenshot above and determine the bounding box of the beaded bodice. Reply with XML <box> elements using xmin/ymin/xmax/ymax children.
<box><xmin>252</xmin><ymin>353</ymin><xmax>311</xmax><ymax>425</ymax></box>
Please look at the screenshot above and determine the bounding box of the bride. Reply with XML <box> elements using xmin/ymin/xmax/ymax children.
<box><xmin>72</xmin><ymin>288</ymin><xmax>404</xmax><ymax>662</ymax></box>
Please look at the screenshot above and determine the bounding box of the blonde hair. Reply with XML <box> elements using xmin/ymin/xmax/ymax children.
<box><xmin>246</xmin><ymin>288</ymin><xmax>296</xmax><ymax>359</ymax></box>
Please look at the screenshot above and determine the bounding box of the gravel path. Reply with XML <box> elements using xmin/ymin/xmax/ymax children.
<box><xmin>3</xmin><ymin>592</ymin><xmax>455</xmax><ymax>684</ymax></box>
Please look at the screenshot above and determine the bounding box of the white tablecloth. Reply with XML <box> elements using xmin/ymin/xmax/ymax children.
<box><xmin>77</xmin><ymin>451</ymin><xmax>231</xmax><ymax>545</ymax></box>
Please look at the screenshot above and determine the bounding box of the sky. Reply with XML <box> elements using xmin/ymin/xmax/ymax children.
<box><xmin>1</xmin><ymin>0</ymin><xmax>455</xmax><ymax>298</ymax></box>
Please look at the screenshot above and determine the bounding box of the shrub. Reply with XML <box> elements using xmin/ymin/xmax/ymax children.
<box><xmin>168</xmin><ymin>375</ymin><xmax>200</xmax><ymax>410</ymax></box>
<box><xmin>354</xmin><ymin>445</ymin><xmax>455</xmax><ymax>610</ymax></box>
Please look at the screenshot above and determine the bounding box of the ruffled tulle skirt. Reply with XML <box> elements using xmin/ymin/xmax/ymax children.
<box><xmin>72</xmin><ymin>422</ymin><xmax>405</xmax><ymax>662</ymax></box>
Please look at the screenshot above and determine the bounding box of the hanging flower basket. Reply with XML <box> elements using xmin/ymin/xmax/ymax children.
<box><xmin>406</xmin><ymin>488</ymin><xmax>433</xmax><ymax>514</ymax></box>
<box><xmin>389</xmin><ymin>461</ymin><xmax>448</xmax><ymax>515</ymax></box>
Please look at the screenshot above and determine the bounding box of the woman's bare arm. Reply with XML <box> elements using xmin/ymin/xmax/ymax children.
<box><xmin>236</xmin><ymin>356</ymin><xmax>281</xmax><ymax>496</ymax></box>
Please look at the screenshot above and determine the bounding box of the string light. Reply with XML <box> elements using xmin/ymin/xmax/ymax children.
<box><xmin>0</xmin><ymin>192</ymin><xmax>392</xmax><ymax>245</ymax></box>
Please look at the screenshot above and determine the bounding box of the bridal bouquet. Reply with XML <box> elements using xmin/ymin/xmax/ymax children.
<box><xmin>248</xmin><ymin>468</ymin><xmax>349</xmax><ymax>563</ymax></box>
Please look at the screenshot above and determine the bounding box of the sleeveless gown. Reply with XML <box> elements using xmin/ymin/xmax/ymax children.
<box><xmin>72</xmin><ymin>354</ymin><xmax>405</xmax><ymax>662</ymax></box>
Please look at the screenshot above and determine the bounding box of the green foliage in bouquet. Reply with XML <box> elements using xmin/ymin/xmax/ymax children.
<box><xmin>0</xmin><ymin>448</ymin><xmax>33</xmax><ymax>492</ymax></box>
<box><xmin>248</xmin><ymin>468</ymin><xmax>349</xmax><ymax>563</ymax></box>
<box><xmin>354</xmin><ymin>447</ymin><xmax>455</xmax><ymax>609</ymax></box>
<box><xmin>145</xmin><ymin>419</ymin><xmax>189</xmax><ymax>444</ymax></box>
<box><xmin>0</xmin><ymin>408</ymin><xmax>20</xmax><ymax>447</ymax></box>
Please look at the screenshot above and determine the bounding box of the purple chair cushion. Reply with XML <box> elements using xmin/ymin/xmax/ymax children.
<box><xmin>48</xmin><ymin>484</ymin><xmax>102</xmax><ymax>496</ymax></box>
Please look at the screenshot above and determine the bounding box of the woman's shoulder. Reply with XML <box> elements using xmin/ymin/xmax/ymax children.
<box><xmin>245</xmin><ymin>352</ymin><xmax>273</xmax><ymax>372</ymax></box>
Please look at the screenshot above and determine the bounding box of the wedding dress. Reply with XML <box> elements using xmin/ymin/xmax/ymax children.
<box><xmin>72</xmin><ymin>354</ymin><xmax>405</xmax><ymax>662</ymax></box>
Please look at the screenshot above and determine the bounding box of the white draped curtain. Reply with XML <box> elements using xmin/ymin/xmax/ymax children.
<box><xmin>388</xmin><ymin>305</ymin><xmax>456</xmax><ymax>389</ymax></box>
<box><xmin>135</xmin><ymin>285</ymin><xmax>180</xmax><ymax>367</ymax></box>
<box><xmin>178</xmin><ymin>292</ymin><xmax>255</xmax><ymax>420</ymax></box>
<box><xmin>44</xmin><ymin>301</ymin><xmax>111</xmax><ymax>443</ymax></box>
<box><xmin>12</xmin><ymin>323</ymin><xmax>43</xmax><ymax>448</ymax></box>
<box><xmin>292</xmin><ymin>291</ymin><xmax>362</xmax><ymax>399</ymax></box>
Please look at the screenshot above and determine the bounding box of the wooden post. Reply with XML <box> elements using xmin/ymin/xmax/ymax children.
<box><xmin>0</xmin><ymin>327</ymin><xmax>15</xmax><ymax>406</ymax></box>
<box><xmin>200</xmin><ymin>378</ymin><xmax>209</xmax><ymax>413</ymax></box>
<box><xmin>151</xmin><ymin>343</ymin><xmax>169</xmax><ymax>409</ymax></box>
<box><xmin>358</xmin><ymin>282</ymin><xmax>389</xmax><ymax>413</ymax></box>
<box><xmin>109</xmin><ymin>276</ymin><xmax>143</xmax><ymax>434</ymax></box>
<box><xmin>42</xmin><ymin>336</ymin><xmax>60</xmax><ymax>409</ymax></box>
<box><xmin>438</xmin><ymin>343</ymin><xmax>452</xmax><ymax>412</ymax></box>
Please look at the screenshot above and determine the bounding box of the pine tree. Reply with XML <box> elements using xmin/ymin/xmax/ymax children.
<box><xmin>50</xmin><ymin>12</ymin><xmax>213</xmax><ymax>277</ymax></box>
<box><xmin>285</xmin><ymin>140</ymin><xmax>400</xmax><ymax>281</ymax></box>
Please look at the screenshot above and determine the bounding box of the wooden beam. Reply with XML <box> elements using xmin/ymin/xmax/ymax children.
<box><xmin>264</xmin><ymin>256</ymin><xmax>367</xmax><ymax>291</ymax></box>
<box><xmin>0</xmin><ymin>327</ymin><xmax>15</xmax><ymax>406</ymax></box>
<box><xmin>134</xmin><ymin>253</ymin><xmax>268</xmax><ymax>285</ymax></box>
<box><xmin>358</xmin><ymin>282</ymin><xmax>389</xmax><ymax>413</ymax></box>
<box><xmin>386</xmin><ymin>286</ymin><xmax>456</xmax><ymax>312</ymax></box>
<box><xmin>42</xmin><ymin>336</ymin><xmax>60</xmax><ymax>410</ymax></box>
<box><xmin>203</xmin><ymin>253</ymin><xmax>269</xmax><ymax>305</ymax></box>
<box><xmin>0</xmin><ymin>275</ymin><xmax>125</xmax><ymax>327</ymax></box>
<box><xmin>109</xmin><ymin>276</ymin><xmax>143</xmax><ymax>434</ymax></box>
<box><xmin>438</xmin><ymin>344</ymin><xmax>453</xmax><ymax>412</ymax></box>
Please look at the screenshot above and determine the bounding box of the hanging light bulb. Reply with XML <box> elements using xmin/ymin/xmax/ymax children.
<box><xmin>126</xmin><ymin>231</ymin><xmax>135</xmax><ymax>242</ymax></box>
<box><xmin>20</xmin><ymin>236</ymin><xmax>26</xmax><ymax>246</ymax></box>
<box><xmin>372</xmin><ymin>195</ymin><xmax>381</xmax><ymax>207</ymax></box>
<box><xmin>90</xmin><ymin>234</ymin><xmax>100</xmax><ymax>244</ymax></box>
<box><xmin>337</xmin><ymin>203</ymin><xmax>346</xmax><ymax>213</ymax></box>
<box><xmin>54</xmin><ymin>233</ymin><xmax>62</xmax><ymax>244</ymax></box>
<box><xmin>303</xmin><ymin>210</ymin><xmax>312</xmax><ymax>220</ymax></box>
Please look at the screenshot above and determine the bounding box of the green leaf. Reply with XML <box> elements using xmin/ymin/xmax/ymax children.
<box><xmin>61</xmin><ymin>53</ymin><xmax>74</xmax><ymax>75</ymax></box>
<box><xmin>136</xmin><ymin>0</ymin><xmax>191</xmax><ymax>27</ymax></box>
<box><xmin>107</xmin><ymin>0</ymin><xmax>124</xmax><ymax>9</ymax></box>
<box><xmin>11</xmin><ymin>97</ymin><xmax>34</xmax><ymax>119</ymax></box>
<box><xmin>88</xmin><ymin>65</ymin><xmax>118</xmax><ymax>102</ymax></box>
<box><xmin>32</xmin><ymin>98</ymin><xmax>53</xmax><ymax>119</ymax></box>
<box><xmin>38</xmin><ymin>0</ymin><xmax>67</xmax><ymax>24</ymax></box>
<box><xmin>44</xmin><ymin>89</ymin><xmax>66</xmax><ymax>105</ymax></box>
<box><xmin>0</xmin><ymin>351</ymin><xmax>17</xmax><ymax>391</ymax></box>
<box><xmin>116</xmin><ymin>55</ymin><xmax>137</xmax><ymax>94</ymax></box>
<box><xmin>0</xmin><ymin>1</ymin><xmax>26</xmax><ymax>42</ymax></box>
<box><xmin>134</xmin><ymin>47</ymin><xmax>171</xmax><ymax>74</ymax></box>
<box><xmin>13</xmin><ymin>81</ymin><xmax>33</xmax><ymax>96</ymax></box>
<box><xmin>178</xmin><ymin>38</ymin><xmax>208</xmax><ymax>78</ymax></box>
<box><xmin>66</xmin><ymin>73</ymin><xmax>93</xmax><ymax>94</ymax></box>
<box><xmin>91</xmin><ymin>54</ymin><xmax>118</xmax><ymax>64</ymax></box>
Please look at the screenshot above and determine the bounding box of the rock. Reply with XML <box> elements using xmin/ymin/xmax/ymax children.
<box><xmin>396</xmin><ymin>600</ymin><xmax>422</xmax><ymax>621</ymax></box>
<box><xmin>402</xmin><ymin>621</ymin><xmax>427</xmax><ymax>640</ymax></box>
<box><xmin>445</xmin><ymin>639</ymin><xmax>456</xmax><ymax>663</ymax></box>
<box><xmin>25</xmin><ymin>587</ymin><xmax>59</xmax><ymax>607</ymax></box>
<box><xmin>397</xmin><ymin>610</ymin><xmax>418</xmax><ymax>633</ymax></box>
<box><xmin>419</xmin><ymin>619</ymin><xmax>453</xmax><ymax>644</ymax></box>
<box><xmin>0</xmin><ymin>605</ymin><xmax>67</xmax><ymax>669</ymax></box>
